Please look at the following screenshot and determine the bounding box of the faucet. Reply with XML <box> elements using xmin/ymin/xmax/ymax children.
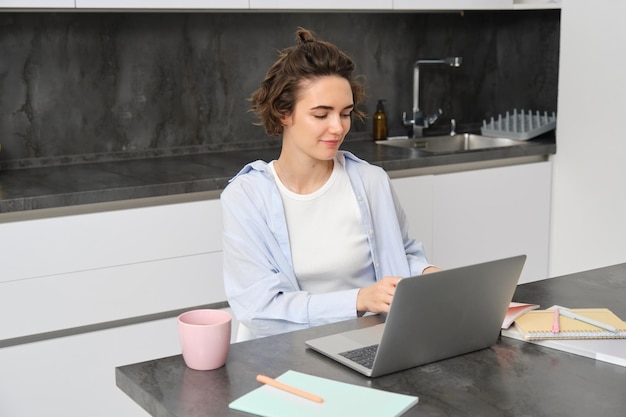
<box><xmin>402</xmin><ymin>57</ymin><xmax>462</xmax><ymax>138</ymax></box>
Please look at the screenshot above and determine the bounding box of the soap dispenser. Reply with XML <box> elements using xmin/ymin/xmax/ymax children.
<box><xmin>373</xmin><ymin>99</ymin><xmax>388</xmax><ymax>140</ymax></box>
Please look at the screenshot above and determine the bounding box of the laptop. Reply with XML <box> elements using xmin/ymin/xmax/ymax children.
<box><xmin>305</xmin><ymin>255</ymin><xmax>526</xmax><ymax>377</ymax></box>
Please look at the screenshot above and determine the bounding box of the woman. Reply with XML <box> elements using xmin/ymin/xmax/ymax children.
<box><xmin>222</xmin><ymin>28</ymin><xmax>439</xmax><ymax>339</ymax></box>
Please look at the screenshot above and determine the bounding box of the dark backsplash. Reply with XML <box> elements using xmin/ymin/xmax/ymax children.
<box><xmin>0</xmin><ymin>10</ymin><xmax>559</xmax><ymax>167</ymax></box>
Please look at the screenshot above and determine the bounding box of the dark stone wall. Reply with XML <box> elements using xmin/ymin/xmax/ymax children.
<box><xmin>0</xmin><ymin>10</ymin><xmax>559</xmax><ymax>163</ymax></box>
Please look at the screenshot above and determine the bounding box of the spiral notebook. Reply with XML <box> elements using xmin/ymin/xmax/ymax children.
<box><xmin>513</xmin><ymin>308</ymin><xmax>626</xmax><ymax>340</ymax></box>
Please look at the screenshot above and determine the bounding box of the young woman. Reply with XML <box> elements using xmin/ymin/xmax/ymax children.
<box><xmin>221</xmin><ymin>28</ymin><xmax>439</xmax><ymax>339</ymax></box>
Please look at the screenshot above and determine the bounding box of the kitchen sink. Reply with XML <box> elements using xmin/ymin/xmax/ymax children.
<box><xmin>376</xmin><ymin>133</ymin><xmax>524</xmax><ymax>154</ymax></box>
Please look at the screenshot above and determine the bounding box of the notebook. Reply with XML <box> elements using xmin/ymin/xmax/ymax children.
<box><xmin>228</xmin><ymin>370</ymin><xmax>418</xmax><ymax>417</ymax></box>
<box><xmin>511</xmin><ymin>308</ymin><xmax>626</xmax><ymax>340</ymax></box>
<box><xmin>305</xmin><ymin>255</ymin><xmax>526</xmax><ymax>377</ymax></box>
<box><xmin>502</xmin><ymin>302</ymin><xmax>540</xmax><ymax>329</ymax></box>
<box><xmin>502</xmin><ymin>328</ymin><xmax>626</xmax><ymax>367</ymax></box>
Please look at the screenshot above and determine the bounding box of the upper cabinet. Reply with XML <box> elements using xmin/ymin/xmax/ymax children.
<box><xmin>393</xmin><ymin>0</ymin><xmax>511</xmax><ymax>10</ymax></box>
<box><xmin>74</xmin><ymin>0</ymin><xmax>247</xmax><ymax>8</ymax></box>
<box><xmin>250</xmin><ymin>0</ymin><xmax>392</xmax><ymax>9</ymax></box>
<box><xmin>1</xmin><ymin>0</ymin><xmax>560</xmax><ymax>10</ymax></box>
<box><xmin>393</xmin><ymin>0</ymin><xmax>559</xmax><ymax>10</ymax></box>
<box><xmin>2</xmin><ymin>0</ymin><xmax>74</xmax><ymax>7</ymax></box>
<box><xmin>513</xmin><ymin>0</ymin><xmax>560</xmax><ymax>9</ymax></box>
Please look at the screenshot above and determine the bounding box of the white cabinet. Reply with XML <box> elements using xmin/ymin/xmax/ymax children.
<box><xmin>0</xmin><ymin>310</ymin><xmax>238</xmax><ymax>417</ymax></box>
<box><xmin>74</xmin><ymin>0</ymin><xmax>248</xmax><ymax>8</ymax></box>
<box><xmin>390</xmin><ymin>175</ymin><xmax>435</xmax><ymax>259</ymax></box>
<box><xmin>0</xmin><ymin>0</ymin><xmax>560</xmax><ymax>9</ymax></box>
<box><xmin>393</xmin><ymin>0</ymin><xmax>512</xmax><ymax>10</ymax></box>
<box><xmin>0</xmin><ymin>159</ymin><xmax>551</xmax><ymax>416</ymax></box>
<box><xmin>0</xmin><ymin>196</ymin><xmax>233</xmax><ymax>417</ymax></box>
<box><xmin>249</xmin><ymin>0</ymin><xmax>391</xmax><ymax>9</ymax></box>
<box><xmin>432</xmin><ymin>160</ymin><xmax>552</xmax><ymax>283</ymax></box>
<box><xmin>1</xmin><ymin>0</ymin><xmax>74</xmax><ymax>7</ymax></box>
<box><xmin>0</xmin><ymin>318</ymin><xmax>178</xmax><ymax>417</ymax></box>
<box><xmin>393</xmin><ymin>0</ymin><xmax>560</xmax><ymax>9</ymax></box>
<box><xmin>513</xmin><ymin>0</ymin><xmax>561</xmax><ymax>10</ymax></box>
<box><xmin>0</xmin><ymin>198</ymin><xmax>226</xmax><ymax>341</ymax></box>
<box><xmin>391</xmin><ymin>160</ymin><xmax>552</xmax><ymax>283</ymax></box>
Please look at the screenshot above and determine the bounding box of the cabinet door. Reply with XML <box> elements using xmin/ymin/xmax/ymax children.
<box><xmin>249</xmin><ymin>0</ymin><xmax>391</xmax><ymax>9</ymax></box>
<box><xmin>0</xmin><ymin>318</ymin><xmax>177</xmax><ymax>417</ymax></box>
<box><xmin>390</xmin><ymin>175</ymin><xmax>434</xmax><ymax>260</ymax></box>
<box><xmin>75</xmin><ymin>0</ymin><xmax>248</xmax><ymax>8</ymax></box>
<box><xmin>0</xmin><ymin>0</ymin><xmax>74</xmax><ymax>6</ymax></box>
<box><xmin>1</xmin><ymin>198</ymin><xmax>225</xmax><ymax>340</ymax></box>
<box><xmin>393</xmin><ymin>0</ymin><xmax>512</xmax><ymax>9</ymax></box>
<box><xmin>432</xmin><ymin>161</ymin><xmax>551</xmax><ymax>283</ymax></box>
<box><xmin>2</xmin><ymin>199</ymin><xmax>222</xmax><ymax>282</ymax></box>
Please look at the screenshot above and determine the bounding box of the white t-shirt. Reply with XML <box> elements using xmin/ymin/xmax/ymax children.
<box><xmin>270</xmin><ymin>158</ymin><xmax>375</xmax><ymax>293</ymax></box>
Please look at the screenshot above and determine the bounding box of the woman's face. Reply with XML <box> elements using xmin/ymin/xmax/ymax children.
<box><xmin>280</xmin><ymin>75</ymin><xmax>354</xmax><ymax>162</ymax></box>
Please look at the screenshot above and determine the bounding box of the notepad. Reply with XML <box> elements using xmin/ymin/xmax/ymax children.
<box><xmin>513</xmin><ymin>308</ymin><xmax>626</xmax><ymax>340</ymax></box>
<box><xmin>228</xmin><ymin>370</ymin><xmax>419</xmax><ymax>417</ymax></box>
<box><xmin>502</xmin><ymin>327</ymin><xmax>626</xmax><ymax>368</ymax></box>
<box><xmin>502</xmin><ymin>302</ymin><xmax>540</xmax><ymax>329</ymax></box>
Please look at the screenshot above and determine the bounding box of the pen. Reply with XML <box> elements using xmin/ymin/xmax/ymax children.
<box><xmin>551</xmin><ymin>308</ymin><xmax>560</xmax><ymax>333</ymax></box>
<box><xmin>256</xmin><ymin>374</ymin><xmax>324</xmax><ymax>403</ymax></box>
<box><xmin>554</xmin><ymin>306</ymin><xmax>618</xmax><ymax>333</ymax></box>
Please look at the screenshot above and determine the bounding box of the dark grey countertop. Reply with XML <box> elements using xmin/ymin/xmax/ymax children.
<box><xmin>116</xmin><ymin>263</ymin><xmax>626</xmax><ymax>417</ymax></box>
<box><xmin>0</xmin><ymin>136</ymin><xmax>555</xmax><ymax>214</ymax></box>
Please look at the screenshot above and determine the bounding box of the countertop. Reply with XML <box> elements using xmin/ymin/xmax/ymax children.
<box><xmin>0</xmin><ymin>135</ymin><xmax>555</xmax><ymax>214</ymax></box>
<box><xmin>116</xmin><ymin>262</ymin><xmax>626</xmax><ymax>417</ymax></box>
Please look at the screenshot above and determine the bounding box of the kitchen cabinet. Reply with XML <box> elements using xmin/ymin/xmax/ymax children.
<box><xmin>1</xmin><ymin>198</ymin><xmax>225</xmax><ymax>341</ymax></box>
<box><xmin>249</xmin><ymin>0</ymin><xmax>391</xmax><ymax>9</ymax></box>
<box><xmin>0</xmin><ymin>158</ymin><xmax>551</xmax><ymax>416</ymax></box>
<box><xmin>393</xmin><ymin>0</ymin><xmax>559</xmax><ymax>9</ymax></box>
<box><xmin>0</xmin><ymin>311</ymin><xmax>234</xmax><ymax>417</ymax></box>
<box><xmin>431</xmin><ymin>160</ymin><xmax>552</xmax><ymax>283</ymax></box>
<box><xmin>513</xmin><ymin>0</ymin><xmax>561</xmax><ymax>10</ymax></box>
<box><xmin>1</xmin><ymin>0</ymin><xmax>74</xmax><ymax>7</ymax></box>
<box><xmin>390</xmin><ymin>175</ymin><xmax>435</xmax><ymax>260</ymax></box>
<box><xmin>393</xmin><ymin>0</ymin><xmax>512</xmax><ymax>10</ymax></box>
<box><xmin>74</xmin><ymin>0</ymin><xmax>248</xmax><ymax>8</ymax></box>
<box><xmin>0</xmin><ymin>197</ymin><xmax>231</xmax><ymax>417</ymax></box>
<box><xmin>0</xmin><ymin>318</ymin><xmax>178</xmax><ymax>417</ymax></box>
<box><xmin>1</xmin><ymin>0</ymin><xmax>560</xmax><ymax>10</ymax></box>
<box><xmin>391</xmin><ymin>160</ymin><xmax>551</xmax><ymax>283</ymax></box>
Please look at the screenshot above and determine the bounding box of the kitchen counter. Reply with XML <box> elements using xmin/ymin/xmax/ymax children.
<box><xmin>0</xmin><ymin>135</ymin><xmax>555</xmax><ymax>215</ymax></box>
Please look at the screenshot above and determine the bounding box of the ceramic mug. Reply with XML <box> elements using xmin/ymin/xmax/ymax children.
<box><xmin>178</xmin><ymin>309</ymin><xmax>232</xmax><ymax>371</ymax></box>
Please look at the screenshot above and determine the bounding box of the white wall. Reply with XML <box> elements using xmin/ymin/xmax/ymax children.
<box><xmin>550</xmin><ymin>1</ymin><xmax>626</xmax><ymax>276</ymax></box>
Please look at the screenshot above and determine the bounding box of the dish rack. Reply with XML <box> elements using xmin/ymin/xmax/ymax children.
<box><xmin>481</xmin><ymin>109</ymin><xmax>556</xmax><ymax>140</ymax></box>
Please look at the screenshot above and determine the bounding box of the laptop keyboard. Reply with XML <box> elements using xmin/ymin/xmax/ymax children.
<box><xmin>338</xmin><ymin>344</ymin><xmax>379</xmax><ymax>369</ymax></box>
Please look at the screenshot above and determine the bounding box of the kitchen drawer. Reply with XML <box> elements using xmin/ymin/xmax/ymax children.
<box><xmin>1</xmin><ymin>198</ymin><xmax>222</xmax><ymax>282</ymax></box>
<box><xmin>0</xmin><ymin>251</ymin><xmax>224</xmax><ymax>341</ymax></box>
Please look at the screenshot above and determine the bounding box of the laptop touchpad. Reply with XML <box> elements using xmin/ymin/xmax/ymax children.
<box><xmin>342</xmin><ymin>324</ymin><xmax>385</xmax><ymax>345</ymax></box>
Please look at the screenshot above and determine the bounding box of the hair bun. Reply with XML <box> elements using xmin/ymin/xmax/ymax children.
<box><xmin>296</xmin><ymin>27</ymin><xmax>317</xmax><ymax>45</ymax></box>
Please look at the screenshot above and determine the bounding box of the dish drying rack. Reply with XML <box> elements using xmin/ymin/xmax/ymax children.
<box><xmin>481</xmin><ymin>109</ymin><xmax>556</xmax><ymax>140</ymax></box>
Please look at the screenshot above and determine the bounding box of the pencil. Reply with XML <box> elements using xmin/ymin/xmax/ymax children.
<box><xmin>556</xmin><ymin>306</ymin><xmax>618</xmax><ymax>333</ymax></box>
<box><xmin>256</xmin><ymin>374</ymin><xmax>324</xmax><ymax>403</ymax></box>
<box><xmin>551</xmin><ymin>308</ymin><xmax>560</xmax><ymax>333</ymax></box>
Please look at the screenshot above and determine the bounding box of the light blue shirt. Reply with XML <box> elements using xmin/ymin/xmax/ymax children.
<box><xmin>221</xmin><ymin>151</ymin><xmax>431</xmax><ymax>338</ymax></box>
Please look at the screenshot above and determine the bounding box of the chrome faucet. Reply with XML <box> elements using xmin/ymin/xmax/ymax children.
<box><xmin>402</xmin><ymin>57</ymin><xmax>462</xmax><ymax>138</ymax></box>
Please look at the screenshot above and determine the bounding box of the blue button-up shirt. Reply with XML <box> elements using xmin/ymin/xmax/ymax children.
<box><xmin>221</xmin><ymin>151</ymin><xmax>431</xmax><ymax>338</ymax></box>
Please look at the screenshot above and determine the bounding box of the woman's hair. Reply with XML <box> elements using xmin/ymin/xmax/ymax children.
<box><xmin>250</xmin><ymin>27</ymin><xmax>366</xmax><ymax>136</ymax></box>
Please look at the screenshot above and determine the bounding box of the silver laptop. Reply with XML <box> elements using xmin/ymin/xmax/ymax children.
<box><xmin>305</xmin><ymin>255</ymin><xmax>526</xmax><ymax>377</ymax></box>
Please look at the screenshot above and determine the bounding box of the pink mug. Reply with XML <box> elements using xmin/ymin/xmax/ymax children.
<box><xmin>178</xmin><ymin>309</ymin><xmax>232</xmax><ymax>371</ymax></box>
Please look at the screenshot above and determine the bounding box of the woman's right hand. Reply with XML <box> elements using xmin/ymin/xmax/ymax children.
<box><xmin>356</xmin><ymin>276</ymin><xmax>402</xmax><ymax>314</ymax></box>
